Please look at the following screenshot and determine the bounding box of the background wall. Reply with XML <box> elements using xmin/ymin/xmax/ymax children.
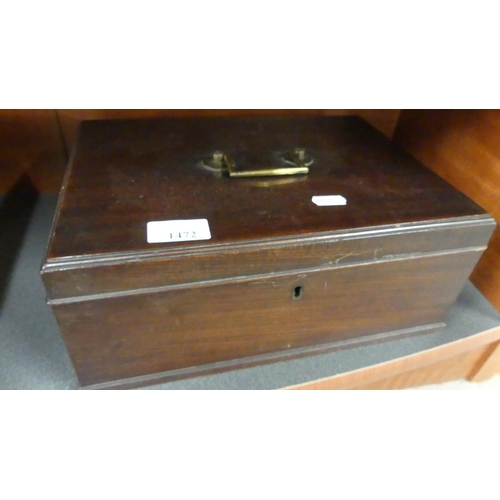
<box><xmin>393</xmin><ymin>110</ymin><xmax>500</xmax><ymax>311</ymax></box>
<box><xmin>0</xmin><ymin>110</ymin><xmax>67</xmax><ymax>193</ymax></box>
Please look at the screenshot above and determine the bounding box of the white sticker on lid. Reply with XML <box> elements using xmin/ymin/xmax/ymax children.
<box><xmin>311</xmin><ymin>195</ymin><xmax>347</xmax><ymax>207</ymax></box>
<box><xmin>147</xmin><ymin>219</ymin><xmax>211</xmax><ymax>243</ymax></box>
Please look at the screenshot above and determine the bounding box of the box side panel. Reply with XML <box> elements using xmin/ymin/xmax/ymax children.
<box><xmin>51</xmin><ymin>249</ymin><xmax>484</xmax><ymax>387</ymax></box>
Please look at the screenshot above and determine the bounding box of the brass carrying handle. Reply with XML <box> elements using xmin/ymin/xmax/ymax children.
<box><xmin>202</xmin><ymin>148</ymin><xmax>313</xmax><ymax>178</ymax></box>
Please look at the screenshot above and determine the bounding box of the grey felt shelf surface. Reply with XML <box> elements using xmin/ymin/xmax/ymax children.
<box><xmin>1</xmin><ymin>194</ymin><xmax>499</xmax><ymax>390</ymax></box>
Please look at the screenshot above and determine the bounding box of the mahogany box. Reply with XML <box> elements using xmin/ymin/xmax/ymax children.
<box><xmin>41</xmin><ymin>116</ymin><xmax>495</xmax><ymax>389</ymax></box>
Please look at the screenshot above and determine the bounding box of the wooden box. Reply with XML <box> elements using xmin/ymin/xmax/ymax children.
<box><xmin>41</xmin><ymin>116</ymin><xmax>496</xmax><ymax>389</ymax></box>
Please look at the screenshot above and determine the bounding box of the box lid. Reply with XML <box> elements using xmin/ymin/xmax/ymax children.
<box><xmin>42</xmin><ymin>116</ymin><xmax>493</xmax><ymax>301</ymax></box>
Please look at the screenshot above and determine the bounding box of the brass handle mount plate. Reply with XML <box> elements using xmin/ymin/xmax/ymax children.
<box><xmin>201</xmin><ymin>148</ymin><xmax>313</xmax><ymax>178</ymax></box>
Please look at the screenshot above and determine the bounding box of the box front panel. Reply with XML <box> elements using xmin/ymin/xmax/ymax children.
<box><xmin>52</xmin><ymin>249</ymin><xmax>483</xmax><ymax>387</ymax></box>
<box><xmin>42</xmin><ymin>220</ymin><xmax>495</xmax><ymax>301</ymax></box>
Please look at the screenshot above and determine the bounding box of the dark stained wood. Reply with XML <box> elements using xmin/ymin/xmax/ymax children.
<box><xmin>41</xmin><ymin>115</ymin><xmax>495</xmax><ymax>388</ymax></box>
<box><xmin>42</xmin><ymin>220</ymin><xmax>494</xmax><ymax>301</ymax></box>
<box><xmin>45</xmin><ymin>116</ymin><xmax>488</xmax><ymax>261</ymax></box>
<box><xmin>56</xmin><ymin>109</ymin><xmax>401</xmax><ymax>153</ymax></box>
<box><xmin>82</xmin><ymin>324</ymin><xmax>446</xmax><ymax>390</ymax></box>
<box><xmin>53</xmin><ymin>250</ymin><xmax>481</xmax><ymax>387</ymax></box>
<box><xmin>0</xmin><ymin>110</ymin><xmax>67</xmax><ymax>193</ymax></box>
<box><xmin>0</xmin><ymin>110</ymin><xmax>399</xmax><ymax>194</ymax></box>
<box><xmin>393</xmin><ymin>110</ymin><xmax>500</xmax><ymax>311</ymax></box>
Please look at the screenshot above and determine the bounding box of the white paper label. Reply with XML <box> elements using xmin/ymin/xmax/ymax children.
<box><xmin>311</xmin><ymin>195</ymin><xmax>347</xmax><ymax>207</ymax></box>
<box><xmin>147</xmin><ymin>219</ymin><xmax>211</xmax><ymax>243</ymax></box>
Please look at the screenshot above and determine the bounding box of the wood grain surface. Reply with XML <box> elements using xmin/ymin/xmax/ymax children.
<box><xmin>56</xmin><ymin>109</ymin><xmax>401</xmax><ymax>153</ymax></box>
<box><xmin>467</xmin><ymin>340</ymin><xmax>500</xmax><ymax>382</ymax></box>
<box><xmin>42</xmin><ymin>114</ymin><xmax>495</xmax><ymax>388</ymax></box>
<box><xmin>393</xmin><ymin>110</ymin><xmax>500</xmax><ymax>310</ymax></box>
<box><xmin>284</xmin><ymin>326</ymin><xmax>500</xmax><ymax>389</ymax></box>
<box><xmin>53</xmin><ymin>250</ymin><xmax>483</xmax><ymax>387</ymax></box>
<box><xmin>0</xmin><ymin>110</ymin><xmax>67</xmax><ymax>193</ymax></box>
<box><xmin>0</xmin><ymin>110</ymin><xmax>399</xmax><ymax>194</ymax></box>
<box><xmin>42</xmin><ymin>221</ymin><xmax>494</xmax><ymax>302</ymax></box>
<box><xmin>356</xmin><ymin>347</ymin><xmax>494</xmax><ymax>390</ymax></box>
<box><xmin>44</xmin><ymin>116</ymin><xmax>489</xmax><ymax>261</ymax></box>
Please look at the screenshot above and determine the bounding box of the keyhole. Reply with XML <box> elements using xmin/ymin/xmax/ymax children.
<box><xmin>293</xmin><ymin>286</ymin><xmax>303</xmax><ymax>300</ymax></box>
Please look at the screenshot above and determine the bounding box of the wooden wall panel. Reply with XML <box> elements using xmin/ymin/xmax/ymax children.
<box><xmin>393</xmin><ymin>110</ymin><xmax>500</xmax><ymax>311</ymax></box>
<box><xmin>470</xmin><ymin>228</ymin><xmax>500</xmax><ymax>310</ymax></box>
<box><xmin>57</xmin><ymin>109</ymin><xmax>401</xmax><ymax>154</ymax></box>
<box><xmin>0</xmin><ymin>110</ymin><xmax>67</xmax><ymax>193</ymax></box>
